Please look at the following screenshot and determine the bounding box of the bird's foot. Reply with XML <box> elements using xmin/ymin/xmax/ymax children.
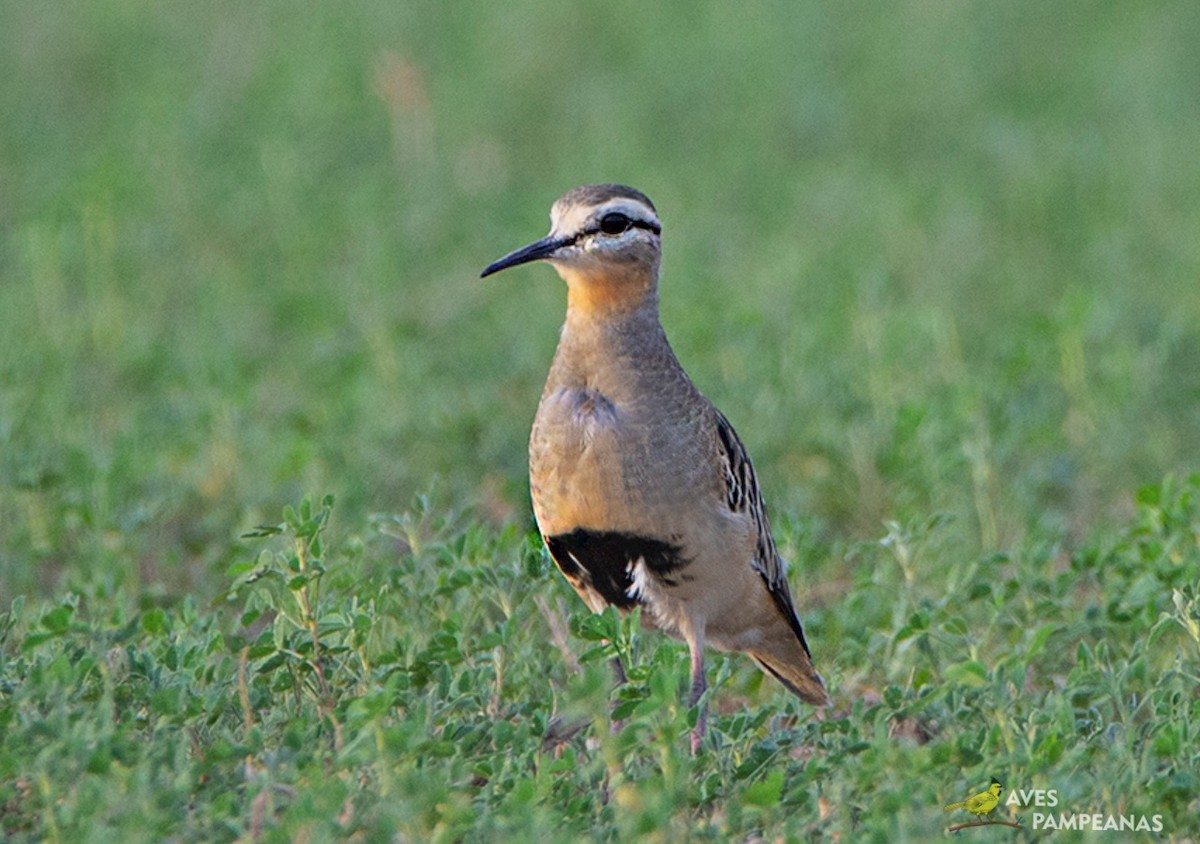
<box><xmin>689</xmin><ymin>699</ymin><xmax>708</xmax><ymax>755</ymax></box>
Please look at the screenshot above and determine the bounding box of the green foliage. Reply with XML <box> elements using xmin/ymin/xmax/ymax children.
<box><xmin>2</xmin><ymin>0</ymin><xmax>1199</xmax><ymax>840</ymax></box>
<box><xmin>3</xmin><ymin>481</ymin><xmax>1199</xmax><ymax>840</ymax></box>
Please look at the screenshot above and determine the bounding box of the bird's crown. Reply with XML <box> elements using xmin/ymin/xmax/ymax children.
<box><xmin>548</xmin><ymin>184</ymin><xmax>661</xmax><ymax>250</ymax></box>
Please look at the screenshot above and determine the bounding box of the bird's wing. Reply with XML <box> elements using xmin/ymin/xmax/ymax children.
<box><xmin>712</xmin><ymin>411</ymin><xmax>815</xmax><ymax>659</ymax></box>
<box><xmin>965</xmin><ymin>792</ymin><xmax>990</xmax><ymax>812</ymax></box>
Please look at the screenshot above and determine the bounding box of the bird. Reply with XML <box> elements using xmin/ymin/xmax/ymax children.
<box><xmin>482</xmin><ymin>184</ymin><xmax>828</xmax><ymax>750</ymax></box>
<box><xmin>944</xmin><ymin>779</ymin><xmax>1004</xmax><ymax>818</ymax></box>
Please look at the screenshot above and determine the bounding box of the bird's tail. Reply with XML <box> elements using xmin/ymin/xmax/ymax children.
<box><xmin>944</xmin><ymin>801</ymin><xmax>966</xmax><ymax>812</ymax></box>
<box><xmin>749</xmin><ymin>639</ymin><xmax>829</xmax><ymax>706</ymax></box>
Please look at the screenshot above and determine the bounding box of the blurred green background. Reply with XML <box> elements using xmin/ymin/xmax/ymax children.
<box><xmin>3</xmin><ymin>0</ymin><xmax>1199</xmax><ymax>599</ymax></box>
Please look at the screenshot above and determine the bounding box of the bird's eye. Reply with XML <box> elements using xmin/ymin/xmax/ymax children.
<box><xmin>598</xmin><ymin>213</ymin><xmax>632</xmax><ymax>235</ymax></box>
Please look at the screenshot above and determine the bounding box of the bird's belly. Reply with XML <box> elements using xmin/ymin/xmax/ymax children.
<box><xmin>530</xmin><ymin>386</ymin><xmax>760</xmax><ymax>631</ymax></box>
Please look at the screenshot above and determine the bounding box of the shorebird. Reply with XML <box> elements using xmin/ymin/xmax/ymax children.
<box><xmin>482</xmin><ymin>184</ymin><xmax>828</xmax><ymax>749</ymax></box>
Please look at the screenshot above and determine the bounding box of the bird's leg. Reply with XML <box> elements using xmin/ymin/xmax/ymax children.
<box><xmin>682</xmin><ymin>620</ymin><xmax>708</xmax><ymax>754</ymax></box>
<box><xmin>610</xmin><ymin>653</ymin><xmax>628</xmax><ymax>686</ymax></box>
<box><xmin>609</xmin><ymin>652</ymin><xmax>628</xmax><ymax>733</ymax></box>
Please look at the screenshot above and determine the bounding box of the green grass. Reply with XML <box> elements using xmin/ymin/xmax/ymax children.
<box><xmin>2</xmin><ymin>0</ymin><xmax>1199</xmax><ymax>840</ymax></box>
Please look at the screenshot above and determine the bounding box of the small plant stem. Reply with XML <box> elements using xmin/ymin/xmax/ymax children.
<box><xmin>293</xmin><ymin>536</ymin><xmax>334</xmax><ymax>720</ymax></box>
<box><xmin>239</xmin><ymin>646</ymin><xmax>254</xmax><ymax>736</ymax></box>
<box><xmin>947</xmin><ymin>819</ymin><xmax>1023</xmax><ymax>832</ymax></box>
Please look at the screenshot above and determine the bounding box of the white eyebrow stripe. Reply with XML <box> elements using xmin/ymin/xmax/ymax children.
<box><xmin>552</xmin><ymin>198</ymin><xmax>660</xmax><ymax>238</ymax></box>
<box><xmin>595</xmin><ymin>199</ymin><xmax>659</xmax><ymax>228</ymax></box>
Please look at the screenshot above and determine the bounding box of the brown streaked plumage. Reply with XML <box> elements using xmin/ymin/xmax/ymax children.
<box><xmin>483</xmin><ymin>183</ymin><xmax>828</xmax><ymax>750</ymax></box>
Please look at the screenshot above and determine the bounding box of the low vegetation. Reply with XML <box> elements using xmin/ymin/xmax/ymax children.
<box><xmin>3</xmin><ymin>479</ymin><xmax>1198</xmax><ymax>840</ymax></box>
<box><xmin>3</xmin><ymin>1</ymin><xmax>1198</xmax><ymax>840</ymax></box>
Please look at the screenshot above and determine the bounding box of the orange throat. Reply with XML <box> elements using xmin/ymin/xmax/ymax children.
<box><xmin>562</xmin><ymin>267</ymin><xmax>656</xmax><ymax>318</ymax></box>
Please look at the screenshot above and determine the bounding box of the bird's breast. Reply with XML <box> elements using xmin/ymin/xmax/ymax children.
<box><xmin>553</xmin><ymin>384</ymin><xmax>620</xmax><ymax>431</ymax></box>
<box><xmin>529</xmin><ymin>381</ymin><xmax>714</xmax><ymax>538</ymax></box>
<box><xmin>530</xmin><ymin>386</ymin><xmax>629</xmax><ymax>530</ymax></box>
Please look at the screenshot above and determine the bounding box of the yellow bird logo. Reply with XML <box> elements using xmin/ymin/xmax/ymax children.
<box><xmin>944</xmin><ymin>778</ymin><xmax>1003</xmax><ymax>818</ymax></box>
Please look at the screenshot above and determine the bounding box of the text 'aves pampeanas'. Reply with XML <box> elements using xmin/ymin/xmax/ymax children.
<box><xmin>482</xmin><ymin>184</ymin><xmax>828</xmax><ymax>750</ymax></box>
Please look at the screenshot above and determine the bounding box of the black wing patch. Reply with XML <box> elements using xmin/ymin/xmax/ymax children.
<box><xmin>713</xmin><ymin>411</ymin><xmax>815</xmax><ymax>660</ymax></box>
<box><xmin>544</xmin><ymin>528</ymin><xmax>686</xmax><ymax>609</ymax></box>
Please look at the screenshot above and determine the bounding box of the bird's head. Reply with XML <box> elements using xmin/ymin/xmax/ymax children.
<box><xmin>481</xmin><ymin>184</ymin><xmax>662</xmax><ymax>314</ymax></box>
<box><xmin>989</xmin><ymin>778</ymin><xmax>1003</xmax><ymax>796</ymax></box>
